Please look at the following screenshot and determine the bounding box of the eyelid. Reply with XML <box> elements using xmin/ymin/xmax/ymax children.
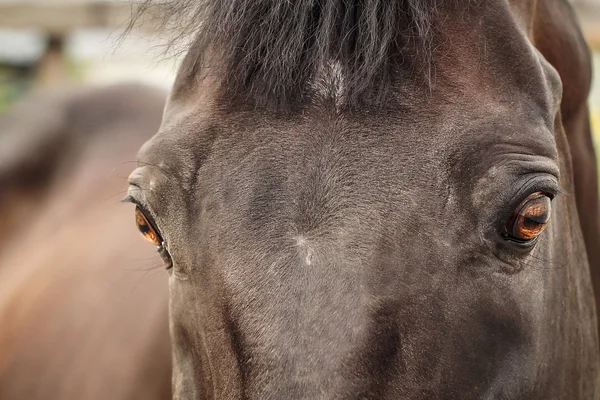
<box><xmin>120</xmin><ymin>194</ymin><xmax>137</xmax><ymax>205</ymax></box>
<box><xmin>511</xmin><ymin>175</ymin><xmax>561</xmax><ymax>204</ymax></box>
<box><xmin>121</xmin><ymin>194</ymin><xmax>152</xmax><ymax>214</ymax></box>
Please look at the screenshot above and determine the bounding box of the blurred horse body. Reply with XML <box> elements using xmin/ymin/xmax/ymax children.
<box><xmin>0</xmin><ymin>84</ymin><xmax>171</xmax><ymax>399</ymax></box>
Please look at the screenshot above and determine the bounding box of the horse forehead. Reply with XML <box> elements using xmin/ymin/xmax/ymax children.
<box><xmin>435</xmin><ymin>5</ymin><xmax>560</xmax><ymax>112</ymax></box>
<box><xmin>145</xmin><ymin>93</ymin><xmax>537</xmax><ymax>174</ymax></box>
<box><xmin>144</xmin><ymin>2</ymin><xmax>561</xmax><ymax>177</ymax></box>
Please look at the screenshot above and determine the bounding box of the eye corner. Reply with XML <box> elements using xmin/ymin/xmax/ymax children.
<box><xmin>120</xmin><ymin>194</ymin><xmax>136</xmax><ymax>205</ymax></box>
<box><xmin>549</xmin><ymin>186</ymin><xmax>569</xmax><ymax>200</ymax></box>
<box><xmin>540</xmin><ymin>187</ymin><xmax>561</xmax><ymax>201</ymax></box>
<box><xmin>121</xmin><ymin>194</ymin><xmax>149</xmax><ymax>211</ymax></box>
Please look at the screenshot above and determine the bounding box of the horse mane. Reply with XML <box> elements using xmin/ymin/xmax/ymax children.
<box><xmin>133</xmin><ymin>0</ymin><xmax>443</xmax><ymax>108</ymax></box>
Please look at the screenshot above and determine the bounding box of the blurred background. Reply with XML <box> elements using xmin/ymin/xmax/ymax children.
<box><xmin>0</xmin><ymin>2</ymin><xmax>175</xmax><ymax>398</ymax></box>
<box><xmin>0</xmin><ymin>1</ymin><xmax>598</xmax><ymax>399</ymax></box>
<box><xmin>0</xmin><ymin>0</ymin><xmax>178</xmax><ymax>108</ymax></box>
<box><xmin>576</xmin><ymin>0</ymin><xmax>600</xmax><ymax>138</ymax></box>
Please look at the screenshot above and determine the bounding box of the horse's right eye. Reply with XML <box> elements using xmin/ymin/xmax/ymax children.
<box><xmin>504</xmin><ymin>192</ymin><xmax>552</xmax><ymax>244</ymax></box>
<box><xmin>135</xmin><ymin>206</ymin><xmax>162</xmax><ymax>246</ymax></box>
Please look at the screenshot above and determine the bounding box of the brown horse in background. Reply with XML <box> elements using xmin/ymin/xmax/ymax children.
<box><xmin>0</xmin><ymin>84</ymin><xmax>171</xmax><ymax>399</ymax></box>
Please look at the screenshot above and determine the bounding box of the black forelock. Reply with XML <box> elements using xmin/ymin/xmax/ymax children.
<box><xmin>132</xmin><ymin>0</ymin><xmax>453</xmax><ymax>108</ymax></box>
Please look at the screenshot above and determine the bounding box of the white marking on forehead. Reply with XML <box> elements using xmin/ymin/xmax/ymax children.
<box><xmin>310</xmin><ymin>60</ymin><xmax>347</xmax><ymax>111</ymax></box>
<box><xmin>295</xmin><ymin>236</ymin><xmax>315</xmax><ymax>266</ymax></box>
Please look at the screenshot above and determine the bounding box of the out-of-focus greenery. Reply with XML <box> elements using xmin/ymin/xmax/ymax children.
<box><xmin>0</xmin><ymin>66</ymin><xmax>31</xmax><ymax>113</ymax></box>
<box><xmin>0</xmin><ymin>59</ymin><xmax>85</xmax><ymax>113</ymax></box>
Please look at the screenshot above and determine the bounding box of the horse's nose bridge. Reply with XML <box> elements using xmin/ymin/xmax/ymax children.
<box><xmin>219</xmin><ymin>219</ymin><xmax>445</xmax><ymax>397</ymax></box>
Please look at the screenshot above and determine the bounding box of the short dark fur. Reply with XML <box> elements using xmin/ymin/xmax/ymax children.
<box><xmin>134</xmin><ymin>0</ymin><xmax>442</xmax><ymax>107</ymax></box>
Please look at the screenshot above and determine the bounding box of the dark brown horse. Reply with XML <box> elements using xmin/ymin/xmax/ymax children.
<box><xmin>0</xmin><ymin>84</ymin><xmax>171</xmax><ymax>399</ymax></box>
<box><xmin>128</xmin><ymin>0</ymin><xmax>600</xmax><ymax>398</ymax></box>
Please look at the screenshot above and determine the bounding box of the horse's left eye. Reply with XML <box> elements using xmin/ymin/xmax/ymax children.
<box><xmin>135</xmin><ymin>206</ymin><xmax>162</xmax><ymax>246</ymax></box>
<box><xmin>505</xmin><ymin>192</ymin><xmax>552</xmax><ymax>243</ymax></box>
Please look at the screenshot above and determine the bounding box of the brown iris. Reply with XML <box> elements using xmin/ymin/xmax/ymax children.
<box><xmin>135</xmin><ymin>206</ymin><xmax>161</xmax><ymax>246</ymax></box>
<box><xmin>506</xmin><ymin>192</ymin><xmax>551</xmax><ymax>242</ymax></box>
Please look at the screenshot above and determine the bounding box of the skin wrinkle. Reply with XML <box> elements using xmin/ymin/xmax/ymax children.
<box><xmin>129</xmin><ymin>0</ymin><xmax>600</xmax><ymax>399</ymax></box>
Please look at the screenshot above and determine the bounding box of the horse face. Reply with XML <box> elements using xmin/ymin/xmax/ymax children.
<box><xmin>127</xmin><ymin>1</ymin><xmax>598</xmax><ymax>398</ymax></box>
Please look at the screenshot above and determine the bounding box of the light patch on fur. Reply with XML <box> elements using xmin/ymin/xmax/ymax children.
<box><xmin>472</xmin><ymin>165</ymin><xmax>502</xmax><ymax>208</ymax></box>
<box><xmin>310</xmin><ymin>60</ymin><xmax>347</xmax><ymax>111</ymax></box>
<box><xmin>295</xmin><ymin>236</ymin><xmax>315</xmax><ymax>266</ymax></box>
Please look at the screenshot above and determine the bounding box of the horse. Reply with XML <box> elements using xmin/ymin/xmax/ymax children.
<box><xmin>0</xmin><ymin>83</ymin><xmax>172</xmax><ymax>400</ymax></box>
<box><xmin>127</xmin><ymin>0</ymin><xmax>600</xmax><ymax>398</ymax></box>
